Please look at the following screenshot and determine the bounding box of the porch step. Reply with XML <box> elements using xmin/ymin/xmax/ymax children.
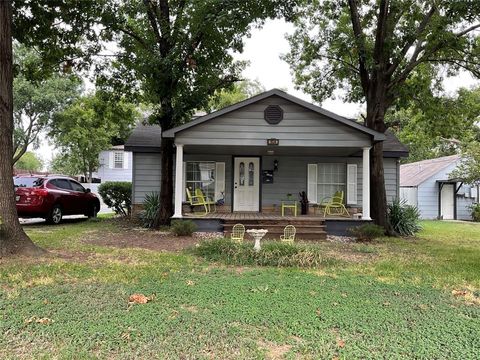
<box><xmin>223</xmin><ymin>219</ymin><xmax>327</xmax><ymax>241</ymax></box>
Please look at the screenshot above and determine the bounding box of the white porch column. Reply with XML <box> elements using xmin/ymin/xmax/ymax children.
<box><xmin>362</xmin><ymin>146</ymin><xmax>372</xmax><ymax>220</ymax></box>
<box><xmin>173</xmin><ymin>143</ymin><xmax>184</xmax><ymax>218</ymax></box>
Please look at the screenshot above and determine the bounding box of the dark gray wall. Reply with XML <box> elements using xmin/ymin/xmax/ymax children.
<box><xmin>176</xmin><ymin>96</ymin><xmax>372</xmax><ymax>148</ymax></box>
<box><xmin>132</xmin><ymin>153</ymin><xmax>162</xmax><ymax>204</ymax></box>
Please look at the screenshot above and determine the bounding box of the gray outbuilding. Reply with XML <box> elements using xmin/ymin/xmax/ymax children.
<box><xmin>400</xmin><ymin>155</ymin><xmax>478</xmax><ymax>220</ymax></box>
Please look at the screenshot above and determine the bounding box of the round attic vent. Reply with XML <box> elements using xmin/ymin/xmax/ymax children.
<box><xmin>264</xmin><ymin>105</ymin><xmax>284</xmax><ymax>124</ymax></box>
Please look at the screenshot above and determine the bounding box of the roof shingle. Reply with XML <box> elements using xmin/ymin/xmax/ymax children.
<box><xmin>400</xmin><ymin>155</ymin><xmax>460</xmax><ymax>187</ymax></box>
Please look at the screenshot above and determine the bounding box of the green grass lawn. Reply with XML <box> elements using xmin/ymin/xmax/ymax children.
<box><xmin>1</xmin><ymin>219</ymin><xmax>479</xmax><ymax>359</ymax></box>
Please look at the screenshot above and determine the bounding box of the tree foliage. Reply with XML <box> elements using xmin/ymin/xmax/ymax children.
<box><xmin>96</xmin><ymin>0</ymin><xmax>296</xmax><ymax>225</ymax></box>
<box><xmin>15</xmin><ymin>151</ymin><xmax>43</xmax><ymax>172</ymax></box>
<box><xmin>286</xmin><ymin>0</ymin><xmax>480</xmax><ymax>230</ymax></box>
<box><xmin>49</xmin><ymin>93</ymin><xmax>139</xmax><ymax>182</ymax></box>
<box><xmin>451</xmin><ymin>142</ymin><xmax>480</xmax><ymax>185</ymax></box>
<box><xmin>13</xmin><ymin>44</ymin><xmax>82</xmax><ymax>164</ymax></box>
<box><xmin>206</xmin><ymin>79</ymin><xmax>265</xmax><ymax>112</ymax></box>
<box><xmin>387</xmin><ymin>86</ymin><xmax>480</xmax><ymax>162</ymax></box>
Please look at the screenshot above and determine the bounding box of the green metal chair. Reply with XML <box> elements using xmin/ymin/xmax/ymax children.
<box><xmin>195</xmin><ymin>188</ymin><xmax>216</xmax><ymax>213</ymax></box>
<box><xmin>280</xmin><ymin>225</ymin><xmax>296</xmax><ymax>243</ymax></box>
<box><xmin>231</xmin><ymin>224</ymin><xmax>245</xmax><ymax>242</ymax></box>
<box><xmin>185</xmin><ymin>187</ymin><xmax>209</xmax><ymax>216</ymax></box>
<box><xmin>320</xmin><ymin>191</ymin><xmax>350</xmax><ymax>217</ymax></box>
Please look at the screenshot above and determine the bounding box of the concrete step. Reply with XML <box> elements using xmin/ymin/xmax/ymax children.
<box><xmin>224</xmin><ymin>231</ymin><xmax>327</xmax><ymax>241</ymax></box>
<box><xmin>223</xmin><ymin>223</ymin><xmax>326</xmax><ymax>231</ymax></box>
<box><xmin>222</xmin><ymin>218</ymin><xmax>326</xmax><ymax>225</ymax></box>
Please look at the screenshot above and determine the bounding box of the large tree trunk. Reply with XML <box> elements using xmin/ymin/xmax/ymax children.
<box><xmin>153</xmin><ymin>137</ymin><xmax>174</xmax><ymax>227</ymax></box>
<box><xmin>365</xmin><ymin>98</ymin><xmax>394</xmax><ymax>235</ymax></box>
<box><xmin>0</xmin><ymin>1</ymin><xmax>44</xmax><ymax>257</ymax></box>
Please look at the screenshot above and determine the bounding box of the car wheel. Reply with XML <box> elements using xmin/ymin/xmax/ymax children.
<box><xmin>88</xmin><ymin>203</ymin><xmax>98</xmax><ymax>218</ymax></box>
<box><xmin>47</xmin><ymin>205</ymin><xmax>63</xmax><ymax>225</ymax></box>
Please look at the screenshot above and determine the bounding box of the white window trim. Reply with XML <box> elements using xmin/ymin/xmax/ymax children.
<box><xmin>113</xmin><ymin>151</ymin><xmax>124</xmax><ymax>169</ymax></box>
<box><xmin>346</xmin><ymin>164</ymin><xmax>358</xmax><ymax>205</ymax></box>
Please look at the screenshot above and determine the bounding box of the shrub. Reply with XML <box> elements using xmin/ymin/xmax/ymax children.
<box><xmin>470</xmin><ymin>203</ymin><xmax>480</xmax><ymax>222</ymax></box>
<box><xmin>388</xmin><ymin>198</ymin><xmax>422</xmax><ymax>236</ymax></box>
<box><xmin>140</xmin><ymin>192</ymin><xmax>160</xmax><ymax>228</ymax></box>
<box><xmin>348</xmin><ymin>223</ymin><xmax>385</xmax><ymax>242</ymax></box>
<box><xmin>98</xmin><ymin>182</ymin><xmax>131</xmax><ymax>216</ymax></box>
<box><xmin>171</xmin><ymin>220</ymin><xmax>197</xmax><ymax>236</ymax></box>
<box><xmin>193</xmin><ymin>238</ymin><xmax>327</xmax><ymax>268</ymax></box>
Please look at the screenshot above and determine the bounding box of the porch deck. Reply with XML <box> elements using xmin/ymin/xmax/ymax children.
<box><xmin>183</xmin><ymin>212</ymin><xmax>370</xmax><ymax>239</ymax></box>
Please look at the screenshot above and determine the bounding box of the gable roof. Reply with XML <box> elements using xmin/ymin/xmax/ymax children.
<box><xmin>400</xmin><ymin>155</ymin><xmax>460</xmax><ymax>187</ymax></box>
<box><xmin>163</xmin><ymin>89</ymin><xmax>386</xmax><ymax>141</ymax></box>
<box><xmin>125</xmin><ymin>123</ymin><xmax>163</xmax><ymax>153</ymax></box>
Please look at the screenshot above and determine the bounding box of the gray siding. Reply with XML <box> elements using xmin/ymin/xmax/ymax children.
<box><xmin>385</xmin><ymin>158</ymin><xmax>399</xmax><ymax>203</ymax></box>
<box><xmin>132</xmin><ymin>153</ymin><xmax>162</xmax><ymax>204</ymax></box>
<box><xmin>415</xmin><ymin>162</ymin><xmax>474</xmax><ymax>220</ymax></box>
<box><xmin>262</xmin><ymin>156</ymin><xmax>398</xmax><ymax>207</ymax></box>
<box><xmin>176</xmin><ymin>96</ymin><xmax>371</xmax><ymax>148</ymax></box>
<box><xmin>132</xmin><ymin>152</ymin><xmax>400</xmax><ymax>210</ymax></box>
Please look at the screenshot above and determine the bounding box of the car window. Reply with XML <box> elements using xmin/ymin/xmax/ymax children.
<box><xmin>14</xmin><ymin>177</ymin><xmax>44</xmax><ymax>188</ymax></box>
<box><xmin>54</xmin><ymin>179</ymin><xmax>72</xmax><ymax>190</ymax></box>
<box><xmin>69</xmin><ymin>180</ymin><xmax>85</xmax><ymax>192</ymax></box>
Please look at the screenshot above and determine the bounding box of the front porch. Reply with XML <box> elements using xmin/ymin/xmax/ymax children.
<box><xmin>183</xmin><ymin>212</ymin><xmax>371</xmax><ymax>239</ymax></box>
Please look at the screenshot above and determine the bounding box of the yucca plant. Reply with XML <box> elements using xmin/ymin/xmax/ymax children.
<box><xmin>140</xmin><ymin>192</ymin><xmax>160</xmax><ymax>228</ymax></box>
<box><xmin>388</xmin><ymin>199</ymin><xmax>422</xmax><ymax>237</ymax></box>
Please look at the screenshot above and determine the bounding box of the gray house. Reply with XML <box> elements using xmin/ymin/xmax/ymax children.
<box><xmin>126</xmin><ymin>89</ymin><xmax>408</xmax><ymax>230</ymax></box>
<box><xmin>400</xmin><ymin>155</ymin><xmax>478</xmax><ymax>220</ymax></box>
<box><xmin>96</xmin><ymin>145</ymin><xmax>133</xmax><ymax>183</ymax></box>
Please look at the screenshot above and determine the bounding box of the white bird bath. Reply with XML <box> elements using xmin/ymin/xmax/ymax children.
<box><xmin>247</xmin><ymin>229</ymin><xmax>268</xmax><ymax>252</ymax></box>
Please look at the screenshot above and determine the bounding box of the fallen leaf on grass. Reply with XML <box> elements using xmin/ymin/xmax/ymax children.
<box><xmin>128</xmin><ymin>293</ymin><xmax>155</xmax><ymax>305</ymax></box>
<box><xmin>24</xmin><ymin>316</ymin><xmax>54</xmax><ymax>325</ymax></box>
<box><xmin>452</xmin><ymin>289</ymin><xmax>468</xmax><ymax>297</ymax></box>
<box><xmin>336</xmin><ymin>339</ymin><xmax>345</xmax><ymax>348</ymax></box>
<box><xmin>186</xmin><ymin>280</ymin><xmax>195</xmax><ymax>286</ymax></box>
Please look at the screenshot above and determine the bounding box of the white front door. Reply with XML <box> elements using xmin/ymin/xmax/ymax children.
<box><xmin>441</xmin><ymin>184</ymin><xmax>455</xmax><ymax>220</ymax></box>
<box><xmin>233</xmin><ymin>157</ymin><xmax>260</xmax><ymax>212</ymax></box>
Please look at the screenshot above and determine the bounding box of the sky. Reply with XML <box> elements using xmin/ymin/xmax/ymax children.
<box><xmin>36</xmin><ymin>18</ymin><xmax>479</xmax><ymax>168</ymax></box>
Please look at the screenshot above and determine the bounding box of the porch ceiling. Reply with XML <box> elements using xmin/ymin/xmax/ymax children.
<box><xmin>183</xmin><ymin>145</ymin><xmax>362</xmax><ymax>157</ymax></box>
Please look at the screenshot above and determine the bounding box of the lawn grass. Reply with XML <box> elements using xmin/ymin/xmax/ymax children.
<box><xmin>0</xmin><ymin>219</ymin><xmax>479</xmax><ymax>359</ymax></box>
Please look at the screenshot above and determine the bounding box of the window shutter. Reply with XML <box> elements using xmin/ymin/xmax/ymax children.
<box><xmin>307</xmin><ymin>164</ymin><xmax>318</xmax><ymax>203</ymax></box>
<box><xmin>183</xmin><ymin>162</ymin><xmax>186</xmax><ymax>202</ymax></box>
<box><xmin>215</xmin><ymin>162</ymin><xmax>225</xmax><ymax>201</ymax></box>
<box><xmin>108</xmin><ymin>151</ymin><xmax>114</xmax><ymax>169</ymax></box>
<box><xmin>123</xmin><ymin>152</ymin><xmax>129</xmax><ymax>169</ymax></box>
<box><xmin>347</xmin><ymin>164</ymin><xmax>357</xmax><ymax>205</ymax></box>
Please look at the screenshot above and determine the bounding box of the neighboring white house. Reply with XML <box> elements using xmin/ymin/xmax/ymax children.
<box><xmin>400</xmin><ymin>155</ymin><xmax>479</xmax><ymax>220</ymax></box>
<box><xmin>95</xmin><ymin>145</ymin><xmax>133</xmax><ymax>183</ymax></box>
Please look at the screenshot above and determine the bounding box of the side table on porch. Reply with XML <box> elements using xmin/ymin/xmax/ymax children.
<box><xmin>281</xmin><ymin>200</ymin><xmax>298</xmax><ymax>217</ymax></box>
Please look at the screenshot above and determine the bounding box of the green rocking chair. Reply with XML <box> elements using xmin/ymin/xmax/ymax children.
<box><xmin>320</xmin><ymin>191</ymin><xmax>350</xmax><ymax>217</ymax></box>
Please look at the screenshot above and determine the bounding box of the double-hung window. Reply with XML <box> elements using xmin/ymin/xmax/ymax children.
<box><xmin>114</xmin><ymin>152</ymin><xmax>124</xmax><ymax>169</ymax></box>
<box><xmin>185</xmin><ymin>162</ymin><xmax>216</xmax><ymax>200</ymax></box>
<box><xmin>308</xmin><ymin>163</ymin><xmax>350</xmax><ymax>204</ymax></box>
<box><xmin>317</xmin><ymin>163</ymin><xmax>346</xmax><ymax>202</ymax></box>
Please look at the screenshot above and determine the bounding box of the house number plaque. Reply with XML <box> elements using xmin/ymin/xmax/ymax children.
<box><xmin>267</xmin><ymin>138</ymin><xmax>279</xmax><ymax>146</ymax></box>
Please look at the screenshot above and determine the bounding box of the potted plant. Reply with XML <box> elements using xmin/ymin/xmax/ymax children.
<box><xmin>299</xmin><ymin>191</ymin><xmax>309</xmax><ymax>215</ymax></box>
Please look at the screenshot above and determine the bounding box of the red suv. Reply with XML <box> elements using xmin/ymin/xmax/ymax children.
<box><xmin>14</xmin><ymin>175</ymin><xmax>101</xmax><ymax>224</ymax></box>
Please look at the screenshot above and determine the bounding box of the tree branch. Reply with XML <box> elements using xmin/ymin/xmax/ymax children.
<box><xmin>348</xmin><ymin>0</ymin><xmax>370</xmax><ymax>93</ymax></box>
<box><xmin>142</xmin><ymin>0</ymin><xmax>163</xmax><ymax>51</ymax></box>
<box><xmin>455</xmin><ymin>23</ymin><xmax>480</xmax><ymax>37</ymax></box>
<box><xmin>373</xmin><ymin>0</ymin><xmax>389</xmax><ymax>65</ymax></box>
<box><xmin>387</xmin><ymin>5</ymin><xmax>436</xmax><ymax>76</ymax></box>
<box><xmin>318</xmin><ymin>53</ymin><xmax>360</xmax><ymax>74</ymax></box>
